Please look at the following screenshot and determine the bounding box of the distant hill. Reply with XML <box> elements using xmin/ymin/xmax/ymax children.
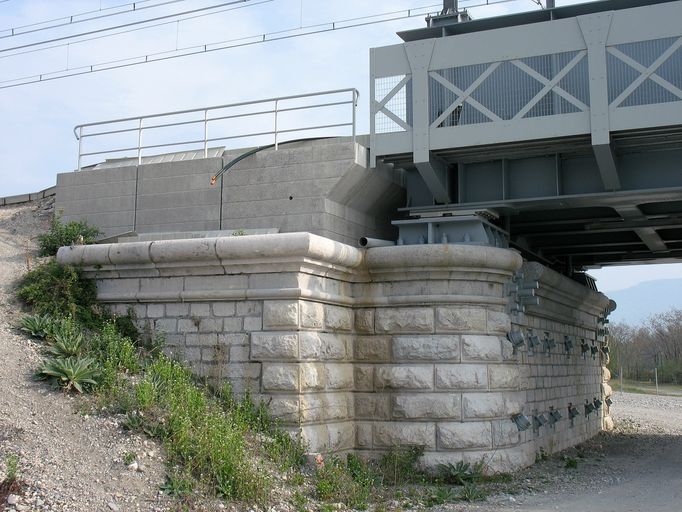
<box><xmin>604</xmin><ymin>279</ymin><xmax>682</xmax><ymax>326</ymax></box>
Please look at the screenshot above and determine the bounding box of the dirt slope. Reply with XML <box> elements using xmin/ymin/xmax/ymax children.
<box><xmin>0</xmin><ymin>200</ymin><xmax>170</xmax><ymax>512</ymax></box>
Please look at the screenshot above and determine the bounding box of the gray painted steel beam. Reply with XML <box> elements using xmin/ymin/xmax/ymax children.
<box><xmin>415</xmin><ymin>154</ymin><xmax>450</xmax><ymax>204</ymax></box>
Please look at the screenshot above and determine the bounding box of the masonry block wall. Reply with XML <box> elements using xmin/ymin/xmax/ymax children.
<box><xmin>58</xmin><ymin>233</ymin><xmax>611</xmax><ymax>472</ymax></box>
<box><xmin>55</xmin><ymin>139</ymin><xmax>405</xmax><ymax>244</ymax></box>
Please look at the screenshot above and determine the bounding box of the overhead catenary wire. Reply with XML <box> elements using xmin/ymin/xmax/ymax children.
<box><xmin>0</xmin><ymin>0</ymin><xmax>189</xmax><ymax>38</ymax></box>
<box><xmin>0</xmin><ymin>0</ymin><xmax>516</xmax><ymax>90</ymax></box>
<box><xmin>0</xmin><ymin>0</ymin><xmax>258</xmax><ymax>53</ymax></box>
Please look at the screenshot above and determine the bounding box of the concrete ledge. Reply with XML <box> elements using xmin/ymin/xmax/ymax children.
<box><xmin>0</xmin><ymin>186</ymin><xmax>56</xmax><ymax>206</ymax></box>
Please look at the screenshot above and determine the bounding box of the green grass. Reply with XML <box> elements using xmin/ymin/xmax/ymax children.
<box><xmin>618</xmin><ymin>379</ymin><xmax>682</xmax><ymax>396</ymax></box>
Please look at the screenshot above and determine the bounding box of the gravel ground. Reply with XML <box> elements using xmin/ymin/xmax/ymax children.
<box><xmin>0</xmin><ymin>200</ymin><xmax>171</xmax><ymax>512</ymax></box>
<box><xmin>1</xmin><ymin>199</ymin><xmax>681</xmax><ymax>512</ymax></box>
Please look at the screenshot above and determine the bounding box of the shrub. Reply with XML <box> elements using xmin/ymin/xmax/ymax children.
<box><xmin>37</xmin><ymin>356</ymin><xmax>101</xmax><ymax>393</ymax></box>
<box><xmin>17</xmin><ymin>261</ymin><xmax>97</xmax><ymax>324</ymax></box>
<box><xmin>37</xmin><ymin>217</ymin><xmax>100</xmax><ymax>257</ymax></box>
<box><xmin>315</xmin><ymin>455</ymin><xmax>373</xmax><ymax>508</ymax></box>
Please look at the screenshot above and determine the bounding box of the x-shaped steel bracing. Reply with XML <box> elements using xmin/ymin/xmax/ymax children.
<box><xmin>607</xmin><ymin>36</ymin><xmax>682</xmax><ymax>108</ymax></box>
<box><xmin>373</xmin><ymin>75</ymin><xmax>411</xmax><ymax>131</ymax></box>
<box><xmin>428</xmin><ymin>51</ymin><xmax>588</xmax><ymax>127</ymax></box>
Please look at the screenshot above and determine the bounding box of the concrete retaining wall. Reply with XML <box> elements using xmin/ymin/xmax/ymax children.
<box><xmin>0</xmin><ymin>186</ymin><xmax>56</xmax><ymax>206</ymax></box>
<box><xmin>55</xmin><ymin>138</ymin><xmax>405</xmax><ymax>244</ymax></box>
<box><xmin>57</xmin><ymin>234</ymin><xmax>612</xmax><ymax>472</ymax></box>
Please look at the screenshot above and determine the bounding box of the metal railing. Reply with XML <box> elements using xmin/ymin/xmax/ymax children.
<box><xmin>73</xmin><ymin>88</ymin><xmax>359</xmax><ymax>171</ymax></box>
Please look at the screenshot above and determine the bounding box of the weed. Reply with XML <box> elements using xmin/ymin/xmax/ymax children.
<box><xmin>37</xmin><ymin>356</ymin><xmax>100</xmax><ymax>393</ymax></box>
<box><xmin>37</xmin><ymin>217</ymin><xmax>100</xmax><ymax>257</ymax></box>
<box><xmin>292</xmin><ymin>490</ymin><xmax>308</xmax><ymax>512</ymax></box>
<box><xmin>425</xmin><ymin>486</ymin><xmax>456</xmax><ymax>506</ymax></box>
<box><xmin>379</xmin><ymin>446</ymin><xmax>424</xmax><ymax>486</ymax></box>
<box><xmin>459</xmin><ymin>482</ymin><xmax>487</xmax><ymax>502</ymax></box>
<box><xmin>315</xmin><ymin>455</ymin><xmax>371</xmax><ymax>508</ymax></box>
<box><xmin>438</xmin><ymin>460</ymin><xmax>484</xmax><ymax>486</ymax></box>
<box><xmin>19</xmin><ymin>314</ymin><xmax>52</xmax><ymax>338</ymax></box>
<box><xmin>0</xmin><ymin>454</ymin><xmax>22</xmax><ymax>503</ymax></box>
<box><xmin>18</xmin><ymin>261</ymin><xmax>97</xmax><ymax>324</ymax></box>
<box><xmin>89</xmin><ymin>322</ymin><xmax>140</xmax><ymax>389</ymax></box>
<box><xmin>564</xmin><ymin>457</ymin><xmax>578</xmax><ymax>469</ymax></box>
<box><xmin>5</xmin><ymin>454</ymin><xmax>18</xmax><ymax>483</ymax></box>
<box><xmin>161</xmin><ymin>469</ymin><xmax>195</xmax><ymax>497</ymax></box>
<box><xmin>123</xmin><ymin>452</ymin><xmax>137</xmax><ymax>465</ymax></box>
<box><xmin>536</xmin><ymin>447</ymin><xmax>549</xmax><ymax>462</ymax></box>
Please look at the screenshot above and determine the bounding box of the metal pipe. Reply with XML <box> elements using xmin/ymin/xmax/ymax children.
<box><xmin>358</xmin><ymin>237</ymin><xmax>396</xmax><ymax>248</ymax></box>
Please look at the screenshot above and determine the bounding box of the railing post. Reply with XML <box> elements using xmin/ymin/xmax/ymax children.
<box><xmin>203</xmin><ymin>110</ymin><xmax>208</xmax><ymax>158</ymax></box>
<box><xmin>274</xmin><ymin>99</ymin><xmax>279</xmax><ymax>150</ymax></box>
<box><xmin>77</xmin><ymin>126</ymin><xmax>83</xmax><ymax>171</ymax></box>
<box><xmin>137</xmin><ymin>118</ymin><xmax>143</xmax><ymax>165</ymax></box>
<box><xmin>352</xmin><ymin>89</ymin><xmax>357</xmax><ymax>145</ymax></box>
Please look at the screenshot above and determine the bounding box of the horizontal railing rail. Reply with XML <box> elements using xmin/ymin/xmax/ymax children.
<box><xmin>74</xmin><ymin>88</ymin><xmax>359</xmax><ymax>171</ymax></box>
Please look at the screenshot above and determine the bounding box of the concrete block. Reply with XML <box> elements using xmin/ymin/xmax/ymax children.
<box><xmin>177</xmin><ymin>319</ymin><xmax>199</xmax><ymax>333</ymax></box>
<box><xmin>223</xmin><ymin>317</ymin><xmax>243</xmax><ymax>331</ymax></box>
<box><xmin>184</xmin><ymin>275</ymin><xmax>248</xmax><ymax>292</ymax></box>
<box><xmin>300</xmin><ymin>363</ymin><xmax>326</xmax><ymax>391</ymax></box>
<box><xmin>237</xmin><ymin>301</ymin><xmax>262</xmax><ymax>316</ymax></box>
<box><xmin>492</xmin><ymin>419</ymin><xmax>520</xmax><ymax>447</ymax></box>
<box><xmin>251</xmin><ymin>332</ymin><xmax>299</xmax><ymax>360</ymax></box>
<box><xmin>165</xmin><ymin>303</ymin><xmax>190</xmax><ymax>317</ymax></box>
<box><xmin>263</xmin><ymin>300</ymin><xmax>299</xmax><ymax>329</ymax></box>
<box><xmin>354</xmin><ymin>309</ymin><xmax>375</xmax><ymax>333</ymax></box>
<box><xmin>435</xmin><ymin>364</ymin><xmax>488</xmax><ymax>390</ymax></box>
<box><xmin>354</xmin><ymin>336</ymin><xmax>391</xmax><ymax>362</ymax></box>
<box><xmin>243</xmin><ymin>316</ymin><xmax>262</xmax><ymax>331</ymax></box>
<box><xmin>487</xmin><ymin>310</ymin><xmax>511</xmax><ymax>334</ymax></box>
<box><xmin>488</xmin><ymin>365</ymin><xmax>520</xmax><ymax>389</ymax></box>
<box><xmin>393</xmin><ymin>335</ymin><xmax>460</xmax><ymax>361</ymax></box>
<box><xmin>212</xmin><ymin>302</ymin><xmax>236</xmax><ymax>317</ymax></box>
<box><xmin>299</xmin><ymin>332</ymin><xmax>349</xmax><ymax>360</ymax></box>
<box><xmin>461</xmin><ymin>335</ymin><xmax>504</xmax><ymax>362</ymax></box>
<box><xmin>355</xmin><ymin>393</ymin><xmax>391</xmax><ymax>419</ymax></box>
<box><xmin>375</xmin><ymin>365</ymin><xmax>433</xmax><ymax>390</ymax></box>
<box><xmin>438</xmin><ymin>422</ymin><xmax>492</xmax><ymax>450</ymax></box>
<box><xmin>300</xmin><ymin>394</ymin><xmax>350</xmax><ymax>422</ymax></box>
<box><xmin>357</xmin><ymin>423</ymin><xmax>373</xmax><ymax>448</ymax></box>
<box><xmin>262</xmin><ymin>363</ymin><xmax>299</xmax><ymax>391</ymax></box>
<box><xmin>146</xmin><ymin>304</ymin><xmax>165</xmax><ymax>318</ymax></box>
<box><xmin>300</xmin><ymin>301</ymin><xmax>324</xmax><ymax>329</ymax></box>
<box><xmin>190</xmin><ymin>303</ymin><xmax>211</xmax><ymax>317</ymax></box>
<box><xmin>229</xmin><ymin>345</ymin><xmax>250</xmax><ymax>362</ymax></box>
<box><xmin>392</xmin><ymin>394</ymin><xmax>461</xmax><ymax>420</ymax></box>
<box><xmin>436</xmin><ymin>307</ymin><xmax>487</xmax><ymax>333</ymax></box>
<box><xmin>324</xmin><ymin>304</ymin><xmax>353</xmax><ymax>331</ymax></box>
<box><xmin>154</xmin><ymin>318</ymin><xmax>177</xmax><ymax>333</ymax></box>
<box><xmin>325</xmin><ymin>364</ymin><xmax>354</xmax><ymax>390</ymax></box>
<box><xmin>461</xmin><ymin>392</ymin><xmax>524</xmax><ymax>419</ymax></box>
<box><xmin>268</xmin><ymin>396</ymin><xmax>300</xmax><ymax>424</ymax></box>
<box><xmin>373</xmin><ymin>422</ymin><xmax>436</xmax><ymax>448</ymax></box>
<box><xmin>199</xmin><ymin>318</ymin><xmax>223</xmax><ymax>333</ymax></box>
<box><xmin>375</xmin><ymin>308</ymin><xmax>434</xmax><ymax>333</ymax></box>
<box><xmin>354</xmin><ymin>365</ymin><xmax>374</xmax><ymax>391</ymax></box>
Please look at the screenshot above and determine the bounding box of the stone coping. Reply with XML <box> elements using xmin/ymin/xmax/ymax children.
<box><xmin>58</xmin><ymin>232</ymin><xmax>522</xmax><ymax>276</ymax></box>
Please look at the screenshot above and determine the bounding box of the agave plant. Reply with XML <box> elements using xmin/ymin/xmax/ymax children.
<box><xmin>37</xmin><ymin>357</ymin><xmax>101</xmax><ymax>393</ymax></box>
<box><xmin>19</xmin><ymin>314</ymin><xmax>52</xmax><ymax>338</ymax></box>
<box><xmin>46</xmin><ymin>333</ymin><xmax>84</xmax><ymax>358</ymax></box>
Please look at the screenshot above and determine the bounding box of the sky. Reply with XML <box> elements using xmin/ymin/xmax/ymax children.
<box><xmin>1</xmin><ymin>0</ymin><xmax>682</xmax><ymax>294</ymax></box>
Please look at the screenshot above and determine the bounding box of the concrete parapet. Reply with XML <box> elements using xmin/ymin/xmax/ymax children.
<box><xmin>60</xmin><ymin>233</ymin><xmax>609</xmax><ymax>472</ymax></box>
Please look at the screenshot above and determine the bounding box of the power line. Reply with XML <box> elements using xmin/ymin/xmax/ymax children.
<box><xmin>0</xmin><ymin>0</ymin><xmax>189</xmax><ymax>38</ymax></box>
<box><xmin>0</xmin><ymin>0</ymin><xmax>274</xmax><ymax>61</ymax></box>
<box><xmin>0</xmin><ymin>0</ymin><xmax>515</xmax><ymax>90</ymax></box>
<box><xmin>0</xmin><ymin>0</ymin><xmax>259</xmax><ymax>53</ymax></box>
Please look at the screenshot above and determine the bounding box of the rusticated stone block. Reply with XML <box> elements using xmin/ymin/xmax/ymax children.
<box><xmin>602</xmin><ymin>367</ymin><xmax>611</xmax><ymax>382</ymax></box>
<box><xmin>354</xmin><ymin>309</ymin><xmax>374</xmax><ymax>333</ymax></box>
<box><xmin>354</xmin><ymin>336</ymin><xmax>391</xmax><ymax>362</ymax></box>
<box><xmin>461</xmin><ymin>392</ymin><xmax>524</xmax><ymax>419</ymax></box>
<box><xmin>237</xmin><ymin>301</ymin><xmax>262</xmax><ymax>316</ymax></box>
<box><xmin>373</xmin><ymin>422</ymin><xmax>436</xmax><ymax>448</ymax></box>
<box><xmin>177</xmin><ymin>318</ymin><xmax>199</xmax><ymax>333</ymax></box>
<box><xmin>166</xmin><ymin>303</ymin><xmax>190</xmax><ymax>317</ymax></box>
<box><xmin>602</xmin><ymin>382</ymin><xmax>613</xmax><ymax>397</ymax></box>
<box><xmin>461</xmin><ymin>335</ymin><xmax>503</xmax><ymax>362</ymax></box>
<box><xmin>190</xmin><ymin>303</ymin><xmax>211</xmax><ymax>317</ymax></box>
<box><xmin>492</xmin><ymin>419</ymin><xmax>520</xmax><ymax>447</ymax></box>
<box><xmin>354</xmin><ymin>365</ymin><xmax>374</xmax><ymax>391</ymax></box>
<box><xmin>154</xmin><ymin>318</ymin><xmax>177</xmax><ymax>333</ymax></box>
<box><xmin>435</xmin><ymin>364</ymin><xmax>487</xmax><ymax>390</ymax></box>
<box><xmin>300</xmin><ymin>301</ymin><xmax>324</xmax><ymax>329</ymax></box>
<box><xmin>300</xmin><ymin>394</ymin><xmax>350</xmax><ymax>422</ymax></box>
<box><xmin>392</xmin><ymin>394</ymin><xmax>460</xmax><ymax>419</ymax></box>
<box><xmin>268</xmin><ymin>396</ymin><xmax>300</xmax><ymax>423</ymax></box>
<box><xmin>300</xmin><ymin>363</ymin><xmax>325</xmax><ymax>391</ymax></box>
<box><xmin>199</xmin><ymin>318</ymin><xmax>222</xmax><ymax>333</ymax></box>
<box><xmin>393</xmin><ymin>335</ymin><xmax>460</xmax><ymax>361</ymax></box>
<box><xmin>251</xmin><ymin>332</ymin><xmax>298</xmax><ymax>360</ymax></box>
<box><xmin>301</xmin><ymin>423</ymin><xmax>355</xmax><ymax>453</ymax></box>
<box><xmin>324</xmin><ymin>304</ymin><xmax>353</xmax><ymax>332</ymax></box>
<box><xmin>325</xmin><ymin>364</ymin><xmax>354</xmax><ymax>390</ymax></box>
<box><xmin>488</xmin><ymin>365</ymin><xmax>520</xmax><ymax>389</ymax></box>
<box><xmin>487</xmin><ymin>310</ymin><xmax>511</xmax><ymax>334</ymax></box>
<box><xmin>436</xmin><ymin>307</ymin><xmax>486</xmax><ymax>333</ymax></box>
<box><xmin>375</xmin><ymin>308</ymin><xmax>434</xmax><ymax>333</ymax></box>
<box><xmin>146</xmin><ymin>304</ymin><xmax>165</xmax><ymax>318</ymax></box>
<box><xmin>356</xmin><ymin>423</ymin><xmax>373</xmax><ymax>447</ymax></box>
<box><xmin>299</xmin><ymin>332</ymin><xmax>349</xmax><ymax>360</ymax></box>
<box><xmin>355</xmin><ymin>393</ymin><xmax>390</xmax><ymax>419</ymax></box>
<box><xmin>262</xmin><ymin>363</ymin><xmax>299</xmax><ymax>391</ymax></box>
<box><xmin>438</xmin><ymin>422</ymin><xmax>492</xmax><ymax>449</ymax></box>
<box><xmin>263</xmin><ymin>300</ymin><xmax>299</xmax><ymax>329</ymax></box>
<box><xmin>375</xmin><ymin>365</ymin><xmax>433</xmax><ymax>390</ymax></box>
